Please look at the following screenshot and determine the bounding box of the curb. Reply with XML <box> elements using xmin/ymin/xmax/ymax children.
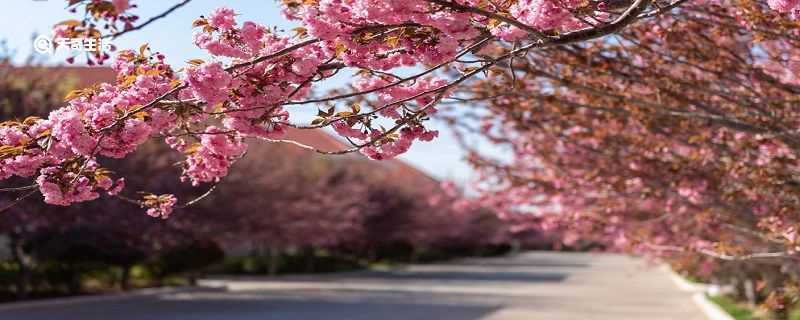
<box><xmin>692</xmin><ymin>293</ymin><xmax>736</xmax><ymax>320</ymax></box>
<box><xmin>0</xmin><ymin>286</ymin><xmax>194</xmax><ymax>311</ymax></box>
<box><xmin>663</xmin><ymin>265</ymin><xmax>734</xmax><ymax>320</ymax></box>
<box><xmin>663</xmin><ymin>265</ymin><xmax>710</xmax><ymax>292</ymax></box>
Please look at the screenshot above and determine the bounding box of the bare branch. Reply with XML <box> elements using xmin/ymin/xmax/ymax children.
<box><xmin>104</xmin><ymin>0</ymin><xmax>193</xmax><ymax>39</ymax></box>
<box><xmin>424</xmin><ymin>0</ymin><xmax>548</xmax><ymax>40</ymax></box>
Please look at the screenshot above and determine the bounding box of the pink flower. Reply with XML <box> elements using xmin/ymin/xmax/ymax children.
<box><xmin>112</xmin><ymin>0</ymin><xmax>131</xmax><ymax>13</ymax></box>
<box><xmin>240</xmin><ymin>21</ymin><xmax>265</xmax><ymax>51</ymax></box>
<box><xmin>52</xmin><ymin>25</ymin><xmax>71</xmax><ymax>41</ymax></box>
<box><xmin>145</xmin><ymin>194</ymin><xmax>178</xmax><ymax>219</ymax></box>
<box><xmin>181</xmin><ymin>127</ymin><xmax>246</xmax><ymax>185</ymax></box>
<box><xmin>193</xmin><ymin>33</ymin><xmax>248</xmax><ymax>58</ymax></box>
<box><xmin>419</xmin><ymin>130</ymin><xmax>439</xmax><ymax>142</ymax></box>
<box><xmin>185</xmin><ymin>62</ymin><xmax>232</xmax><ymax>107</ymax></box>
<box><xmin>209</xmin><ymin>7</ymin><xmax>237</xmax><ymax>30</ymax></box>
<box><xmin>50</xmin><ymin>108</ymin><xmax>96</xmax><ymax>156</ymax></box>
<box><xmin>35</xmin><ymin>165</ymin><xmax>111</xmax><ymax>206</ymax></box>
<box><xmin>108</xmin><ymin>178</ymin><xmax>125</xmax><ymax>196</ymax></box>
<box><xmin>768</xmin><ymin>0</ymin><xmax>800</xmax><ymax>12</ymax></box>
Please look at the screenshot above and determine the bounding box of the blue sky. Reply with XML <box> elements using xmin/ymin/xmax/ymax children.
<box><xmin>0</xmin><ymin>0</ymin><xmax>503</xmax><ymax>185</ymax></box>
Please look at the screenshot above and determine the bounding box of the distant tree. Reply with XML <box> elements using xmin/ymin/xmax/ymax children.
<box><xmin>453</xmin><ymin>2</ymin><xmax>800</xmax><ymax>314</ymax></box>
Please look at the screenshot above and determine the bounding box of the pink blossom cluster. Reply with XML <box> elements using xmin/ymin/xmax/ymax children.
<box><xmin>144</xmin><ymin>194</ymin><xmax>178</xmax><ymax>219</ymax></box>
<box><xmin>495</xmin><ymin>0</ymin><xmax>606</xmax><ymax>40</ymax></box>
<box><xmin>0</xmin><ymin>124</ymin><xmax>48</xmax><ymax>179</ymax></box>
<box><xmin>186</xmin><ymin>6</ymin><xmax>447</xmax><ymax>163</ymax></box>
<box><xmin>352</xmin><ymin>77</ymin><xmax>448</xmax><ymax>119</ymax></box>
<box><xmin>282</xmin><ymin>0</ymin><xmax>478</xmax><ymax>68</ymax></box>
<box><xmin>188</xmin><ymin>9</ymin><xmax>320</xmax><ymax>140</ymax></box>
<box><xmin>282</xmin><ymin>0</ymin><xmax>614</xmax><ymax>47</ymax></box>
<box><xmin>328</xmin><ymin>76</ymin><xmax>445</xmax><ymax>160</ymax></box>
<box><xmin>0</xmin><ymin>49</ymin><xmax>179</xmax><ymax>208</ymax></box>
<box><xmin>361</xmin><ymin>125</ymin><xmax>439</xmax><ymax>160</ymax></box>
<box><xmin>464</xmin><ymin>87</ymin><xmax>800</xmax><ymax>264</ymax></box>
<box><xmin>768</xmin><ymin>0</ymin><xmax>800</xmax><ymax>18</ymax></box>
<box><xmin>112</xmin><ymin>0</ymin><xmax>131</xmax><ymax>13</ymax></box>
<box><xmin>171</xmin><ymin>127</ymin><xmax>247</xmax><ymax>186</ymax></box>
<box><xmin>35</xmin><ymin>161</ymin><xmax>124</xmax><ymax>206</ymax></box>
<box><xmin>185</xmin><ymin>62</ymin><xmax>232</xmax><ymax>108</ymax></box>
<box><xmin>52</xmin><ymin>52</ymin><xmax>177</xmax><ymax>159</ymax></box>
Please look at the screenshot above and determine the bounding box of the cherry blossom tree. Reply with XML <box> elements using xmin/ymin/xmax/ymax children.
<box><xmin>2</xmin><ymin>0</ymin><xmax>800</xmax><ymax>310</ymax></box>
<box><xmin>441</xmin><ymin>0</ymin><xmax>800</xmax><ymax>313</ymax></box>
<box><xmin>0</xmin><ymin>56</ymin><xmax>512</xmax><ymax>296</ymax></box>
<box><xmin>0</xmin><ymin>61</ymin><xmax>231</xmax><ymax>295</ymax></box>
<box><xmin>4</xmin><ymin>0</ymin><xmax>784</xmax><ymax>214</ymax></box>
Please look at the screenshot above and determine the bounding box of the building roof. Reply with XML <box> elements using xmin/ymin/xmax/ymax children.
<box><xmin>9</xmin><ymin>66</ymin><xmax>117</xmax><ymax>88</ymax></box>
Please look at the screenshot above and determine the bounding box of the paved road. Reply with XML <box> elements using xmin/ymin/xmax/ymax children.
<box><xmin>0</xmin><ymin>252</ymin><xmax>707</xmax><ymax>320</ymax></box>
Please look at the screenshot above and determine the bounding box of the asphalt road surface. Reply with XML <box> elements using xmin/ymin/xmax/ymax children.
<box><xmin>0</xmin><ymin>252</ymin><xmax>707</xmax><ymax>320</ymax></box>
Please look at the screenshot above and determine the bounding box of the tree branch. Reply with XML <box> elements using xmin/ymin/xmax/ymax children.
<box><xmin>104</xmin><ymin>0</ymin><xmax>193</xmax><ymax>39</ymax></box>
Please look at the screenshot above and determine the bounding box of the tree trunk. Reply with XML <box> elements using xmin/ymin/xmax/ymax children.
<box><xmin>409</xmin><ymin>246</ymin><xmax>420</xmax><ymax>264</ymax></box>
<box><xmin>510</xmin><ymin>240</ymin><xmax>521</xmax><ymax>255</ymax></box>
<box><xmin>367</xmin><ymin>247</ymin><xmax>377</xmax><ymax>262</ymax></box>
<box><xmin>120</xmin><ymin>266</ymin><xmax>132</xmax><ymax>291</ymax></box>
<box><xmin>473</xmin><ymin>245</ymin><xmax>485</xmax><ymax>257</ymax></box>
<box><xmin>268</xmin><ymin>245</ymin><xmax>281</xmax><ymax>276</ymax></box>
<box><xmin>152</xmin><ymin>269</ymin><xmax>164</xmax><ymax>288</ymax></box>
<box><xmin>153</xmin><ymin>277</ymin><xmax>164</xmax><ymax>287</ymax></box>
<box><xmin>9</xmin><ymin>235</ymin><xmax>31</xmax><ymax>299</ymax></box>
<box><xmin>760</xmin><ymin>269</ymin><xmax>789</xmax><ymax>320</ymax></box>
<box><xmin>743</xmin><ymin>278</ymin><xmax>757</xmax><ymax>306</ymax></box>
<box><xmin>304</xmin><ymin>247</ymin><xmax>315</xmax><ymax>273</ymax></box>
<box><xmin>66</xmin><ymin>263</ymin><xmax>81</xmax><ymax>295</ymax></box>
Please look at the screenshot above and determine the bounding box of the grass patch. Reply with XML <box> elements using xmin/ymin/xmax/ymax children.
<box><xmin>709</xmin><ymin>295</ymin><xmax>759</xmax><ymax>320</ymax></box>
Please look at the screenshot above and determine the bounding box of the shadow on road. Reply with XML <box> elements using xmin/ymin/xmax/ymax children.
<box><xmin>451</xmin><ymin>260</ymin><xmax>589</xmax><ymax>268</ymax></box>
<box><xmin>353</xmin><ymin>270</ymin><xmax>568</xmax><ymax>283</ymax></box>
<box><xmin>0</xmin><ymin>288</ymin><xmax>503</xmax><ymax>320</ymax></box>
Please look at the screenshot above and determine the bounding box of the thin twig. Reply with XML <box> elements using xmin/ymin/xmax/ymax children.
<box><xmin>0</xmin><ymin>185</ymin><xmax>37</xmax><ymax>192</ymax></box>
<box><xmin>0</xmin><ymin>190</ymin><xmax>39</xmax><ymax>214</ymax></box>
<box><xmin>104</xmin><ymin>0</ymin><xmax>194</xmax><ymax>39</ymax></box>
